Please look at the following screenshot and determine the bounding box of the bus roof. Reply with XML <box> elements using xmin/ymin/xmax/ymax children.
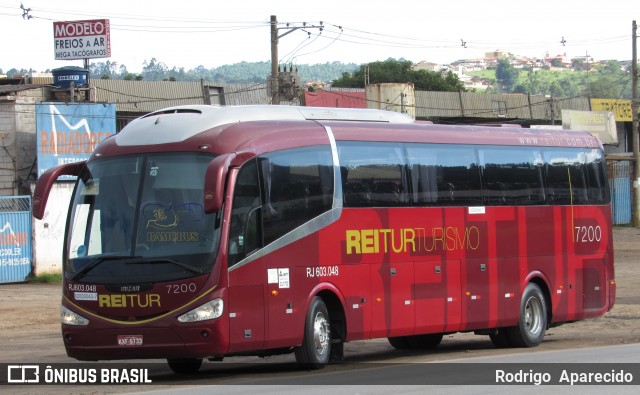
<box><xmin>115</xmin><ymin>105</ymin><xmax>414</xmax><ymax>146</ymax></box>
<box><xmin>104</xmin><ymin>105</ymin><xmax>603</xmax><ymax>158</ymax></box>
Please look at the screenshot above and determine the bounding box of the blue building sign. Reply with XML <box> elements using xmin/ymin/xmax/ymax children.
<box><xmin>0</xmin><ymin>196</ymin><xmax>32</xmax><ymax>283</ymax></box>
<box><xmin>36</xmin><ymin>102</ymin><xmax>116</xmax><ymax>178</ymax></box>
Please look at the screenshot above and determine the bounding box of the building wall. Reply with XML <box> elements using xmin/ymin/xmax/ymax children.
<box><xmin>0</xmin><ymin>88</ymin><xmax>46</xmax><ymax>196</ymax></box>
<box><xmin>15</xmin><ymin>92</ymin><xmax>42</xmax><ymax>194</ymax></box>
<box><xmin>0</xmin><ymin>101</ymin><xmax>15</xmax><ymax>195</ymax></box>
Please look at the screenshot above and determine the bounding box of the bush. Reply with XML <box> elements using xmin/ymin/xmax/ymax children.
<box><xmin>29</xmin><ymin>272</ymin><xmax>62</xmax><ymax>284</ymax></box>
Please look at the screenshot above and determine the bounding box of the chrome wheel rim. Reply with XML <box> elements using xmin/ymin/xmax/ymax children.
<box><xmin>524</xmin><ymin>296</ymin><xmax>543</xmax><ymax>336</ymax></box>
<box><xmin>313</xmin><ymin>311</ymin><xmax>330</xmax><ymax>356</ymax></box>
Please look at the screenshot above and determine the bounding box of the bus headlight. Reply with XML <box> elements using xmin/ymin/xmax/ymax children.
<box><xmin>178</xmin><ymin>298</ymin><xmax>224</xmax><ymax>323</ymax></box>
<box><xmin>61</xmin><ymin>306</ymin><xmax>89</xmax><ymax>326</ymax></box>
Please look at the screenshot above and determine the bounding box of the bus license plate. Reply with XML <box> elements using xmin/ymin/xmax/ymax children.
<box><xmin>117</xmin><ymin>335</ymin><xmax>143</xmax><ymax>346</ymax></box>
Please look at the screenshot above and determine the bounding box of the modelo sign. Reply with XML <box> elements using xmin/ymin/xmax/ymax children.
<box><xmin>53</xmin><ymin>19</ymin><xmax>111</xmax><ymax>60</ymax></box>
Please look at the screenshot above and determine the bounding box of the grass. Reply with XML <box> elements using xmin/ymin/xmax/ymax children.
<box><xmin>28</xmin><ymin>271</ymin><xmax>63</xmax><ymax>284</ymax></box>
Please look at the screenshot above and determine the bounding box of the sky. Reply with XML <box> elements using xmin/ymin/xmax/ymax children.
<box><xmin>0</xmin><ymin>0</ymin><xmax>638</xmax><ymax>74</ymax></box>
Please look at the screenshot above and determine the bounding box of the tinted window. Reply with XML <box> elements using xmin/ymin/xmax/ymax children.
<box><xmin>543</xmin><ymin>148</ymin><xmax>589</xmax><ymax>205</ymax></box>
<box><xmin>585</xmin><ymin>149</ymin><xmax>609</xmax><ymax>204</ymax></box>
<box><xmin>338</xmin><ymin>142</ymin><xmax>408</xmax><ymax>207</ymax></box>
<box><xmin>406</xmin><ymin>144</ymin><xmax>482</xmax><ymax>206</ymax></box>
<box><xmin>479</xmin><ymin>147</ymin><xmax>545</xmax><ymax>205</ymax></box>
<box><xmin>229</xmin><ymin>160</ymin><xmax>262</xmax><ymax>267</ymax></box>
<box><xmin>260</xmin><ymin>146</ymin><xmax>334</xmax><ymax>245</ymax></box>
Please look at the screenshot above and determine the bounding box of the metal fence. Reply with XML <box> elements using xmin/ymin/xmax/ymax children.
<box><xmin>0</xmin><ymin>196</ymin><xmax>32</xmax><ymax>283</ymax></box>
<box><xmin>607</xmin><ymin>160</ymin><xmax>633</xmax><ymax>225</ymax></box>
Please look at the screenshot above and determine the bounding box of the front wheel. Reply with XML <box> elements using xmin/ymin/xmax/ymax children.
<box><xmin>507</xmin><ymin>283</ymin><xmax>547</xmax><ymax>347</ymax></box>
<box><xmin>295</xmin><ymin>296</ymin><xmax>331</xmax><ymax>369</ymax></box>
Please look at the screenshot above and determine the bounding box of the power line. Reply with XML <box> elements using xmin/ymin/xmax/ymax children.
<box><xmin>2</xmin><ymin>5</ymin><xmax>630</xmax><ymax>63</ymax></box>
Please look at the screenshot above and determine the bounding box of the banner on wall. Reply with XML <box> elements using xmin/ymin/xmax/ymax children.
<box><xmin>36</xmin><ymin>103</ymin><xmax>116</xmax><ymax>179</ymax></box>
<box><xmin>561</xmin><ymin>110</ymin><xmax>618</xmax><ymax>144</ymax></box>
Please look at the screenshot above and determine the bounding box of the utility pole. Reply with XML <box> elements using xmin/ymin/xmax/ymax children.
<box><xmin>270</xmin><ymin>15</ymin><xmax>279</xmax><ymax>105</ymax></box>
<box><xmin>632</xmin><ymin>20</ymin><xmax>640</xmax><ymax>227</ymax></box>
<box><xmin>269</xmin><ymin>15</ymin><xmax>324</xmax><ymax>105</ymax></box>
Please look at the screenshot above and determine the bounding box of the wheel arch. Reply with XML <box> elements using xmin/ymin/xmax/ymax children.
<box><xmin>307</xmin><ymin>283</ymin><xmax>347</xmax><ymax>343</ymax></box>
<box><xmin>526</xmin><ymin>274</ymin><xmax>553</xmax><ymax>328</ymax></box>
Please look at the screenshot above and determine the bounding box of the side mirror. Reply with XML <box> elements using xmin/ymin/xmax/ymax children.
<box><xmin>203</xmin><ymin>153</ymin><xmax>235</xmax><ymax>214</ymax></box>
<box><xmin>32</xmin><ymin>161</ymin><xmax>86</xmax><ymax>220</ymax></box>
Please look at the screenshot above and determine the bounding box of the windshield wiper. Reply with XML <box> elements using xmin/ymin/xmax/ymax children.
<box><xmin>125</xmin><ymin>258</ymin><xmax>204</xmax><ymax>275</ymax></box>
<box><xmin>71</xmin><ymin>255</ymin><xmax>143</xmax><ymax>282</ymax></box>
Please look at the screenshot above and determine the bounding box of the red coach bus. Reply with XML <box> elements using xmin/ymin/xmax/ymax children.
<box><xmin>32</xmin><ymin>105</ymin><xmax>614</xmax><ymax>374</ymax></box>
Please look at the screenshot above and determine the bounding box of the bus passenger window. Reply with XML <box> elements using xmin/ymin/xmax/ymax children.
<box><xmin>479</xmin><ymin>147</ymin><xmax>545</xmax><ymax>206</ymax></box>
<box><xmin>338</xmin><ymin>142</ymin><xmax>408</xmax><ymax>207</ymax></box>
<box><xmin>585</xmin><ymin>149</ymin><xmax>609</xmax><ymax>204</ymax></box>
<box><xmin>543</xmin><ymin>148</ymin><xmax>589</xmax><ymax>205</ymax></box>
<box><xmin>229</xmin><ymin>160</ymin><xmax>262</xmax><ymax>267</ymax></box>
<box><xmin>406</xmin><ymin>144</ymin><xmax>481</xmax><ymax>206</ymax></box>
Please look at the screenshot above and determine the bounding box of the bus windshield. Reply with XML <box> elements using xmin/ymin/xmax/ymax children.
<box><xmin>65</xmin><ymin>153</ymin><xmax>220</xmax><ymax>284</ymax></box>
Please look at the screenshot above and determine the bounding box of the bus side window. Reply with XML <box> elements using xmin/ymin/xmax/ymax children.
<box><xmin>229</xmin><ymin>160</ymin><xmax>262</xmax><ymax>267</ymax></box>
<box><xmin>585</xmin><ymin>149</ymin><xmax>609</xmax><ymax>204</ymax></box>
<box><xmin>479</xmin><ymin>147</ymin><xmax>545</xmax><ymax>206</ymax></box>
<box><xmin>543</xmin><ymin>148</ymin><xmax>590</xmax><ymax>205</ymax></box>
<box><xmin>338</xmin><ymin>142</ymin><xmax>408</xmax><ymax>207</ymax></box>
<box><xmin>260</xmin><ymin>146</ymin><xmax>334</xmax><ymax>245</ymax></box>
<box><xmin>406</xmin><ymin>144</ymin><xmax>481</xmax><ymax>206</ymax></box>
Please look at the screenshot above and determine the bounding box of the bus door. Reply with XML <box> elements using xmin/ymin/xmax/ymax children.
<box><xmin>226</xmin><ymin>163</ymin><xmax>266</xmax><ymax>353</ymax></box>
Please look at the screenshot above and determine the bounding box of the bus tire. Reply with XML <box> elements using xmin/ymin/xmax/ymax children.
<box><xmin>507</xmin><ymin>283</ymin><xmax>547</xmax><ymax>347</ymax></box>
<box><xmin>489</xmin><ymin>329</ymin><xmax>512</xmax><ymax>348</ymax></box>
<box><xmin>167</xmin><ymin>358</ymin><xmax>202</xmax><ymax>374</ymax></box>
<box><xmin>295</xmin><ymin>296</ymin><xmax>331</xmax><ymax>369</ymax></box>
<box><xmin>388</xmin><ymin>336</ymin><xmax>411</xmax><ymax>350</ymax></box>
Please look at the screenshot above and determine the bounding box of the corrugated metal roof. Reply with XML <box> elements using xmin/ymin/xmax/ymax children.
<box><xmin>89</xmin><ymin>80</ymin><xmax>270</xmax><ymax>113</ymax></box>
<box><xmin>215</xmin><ymin>83</ymin><xmax>270</xmax><ymax>106</ymax></box>
<box><xmin>90</xmin><ymin>80</ymin><xmax>204</xmax><ymax>113</ymax></box>
<box><xmin>416</xmin><ymin>91</ymin><xmax>462</xmax><ymax>118</ymax></box>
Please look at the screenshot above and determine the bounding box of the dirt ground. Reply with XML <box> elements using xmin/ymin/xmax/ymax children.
<box><xmin>0</xmin><ymin>226</ymin><xmax>639</xmax><ymax>364</ymax></box>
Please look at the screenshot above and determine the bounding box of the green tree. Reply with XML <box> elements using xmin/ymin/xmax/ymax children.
<box><xmin>332</xmin><ymin>59</ymin><xmax>464</xmax><ymax>91</ymax></box>
<box><xmin>572</xmin><ymin>58</ymin><xmax>586</xmax><ymax>71</ymax></box>
<box><xmin>549</xmin><ymin>81</ymin><xmax>563</xmax><ymax>96</ymax></box>
<box><xmin>118</xmin><ymin>64</ymin><xmax>129</xmax><ymax>78</ymax></box>
<box><xmin>90</xmin><ymin>60</ymin><xmax>119</xmax><ymax>79</ymax></box>
<box><xmin>495</xmin><ymin>59</ymin><xmax>519</xmax><ymax>93</ymax></box>
<box><xmin>550</xmin><ymin>58</ymin><xmax>563</xmax><ymax>68</ymax></box>
<box><xmin>141</xmin><ymin>58</ymin><xmax>168</xmax><ymax>80</ymax></box>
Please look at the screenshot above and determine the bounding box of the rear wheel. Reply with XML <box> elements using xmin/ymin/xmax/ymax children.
<box><xmin>295</xmin><ymin>296</ymin><xmax>331</xmax><ymax>369</ymax></box>
<box><xmin>167</xmin><ymin>358</ymin><xmax>202</xmax><ymax>374</ymax></box>
<box><xmin>507</xmin><ymin>283</ymin><xmax>547</xmax><ymax>347</ymax></box>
